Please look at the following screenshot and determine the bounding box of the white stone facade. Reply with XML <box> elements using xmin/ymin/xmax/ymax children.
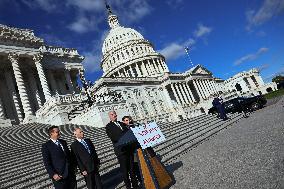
<box><xmin>223</xmin><ymin>68</ymin><xmax>277</xmax><ymax>99</ymax></box>
<box><xmin>0</xmin><ymin>9</ymin><xmax>277</xmax><ymax>127</ymax></box>
<box><xmin>0</xmin><ymin>24</ymin><xmax>84</xmax><ymax>124</ymax></box>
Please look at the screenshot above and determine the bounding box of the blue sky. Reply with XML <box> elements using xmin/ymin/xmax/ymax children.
<box><xmin>0</xmin><ymin>0</ymin><xmax>284</xmax><ymax>82</ymax></box>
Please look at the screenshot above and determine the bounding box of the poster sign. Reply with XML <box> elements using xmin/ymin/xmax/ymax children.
<box><xmin>131</xmin><ymin>122</ymin><xmax>166</xmax><ymax>149</ymax></box>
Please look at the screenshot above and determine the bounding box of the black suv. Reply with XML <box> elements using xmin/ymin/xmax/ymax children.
<box><xmin>208</xmin><ymin>95</ymin><xmax>267</xmax><ymax>114</ymax></box>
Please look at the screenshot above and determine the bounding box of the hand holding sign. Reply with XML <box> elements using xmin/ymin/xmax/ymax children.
<box><xmin>131</xmin><ymin>122</ymin><xmax>166</xmax><ymax>149</ymax></box>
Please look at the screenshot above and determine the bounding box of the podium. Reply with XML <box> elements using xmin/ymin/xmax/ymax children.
<box><xmin>115</xmin><ymin>130</ymin><xmax>174</xmax><ymax>189</ymax></box>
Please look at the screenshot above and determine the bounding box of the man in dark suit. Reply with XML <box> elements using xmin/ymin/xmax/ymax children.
<box><xmin>71</xmin><ymin>128</ymin><xmax>103</xmax><ymax>189</ymax></box>
<box><xmin>105</xmin><ymin>111</ymin><xmax>138</xmax><ymax>189</ymax></box>
<box><xmin>212</xmin><ymin>97</ymin><xmax>228</xmax><ymax>121</ymax></box>
<box><xmin>41</xmin><ymin>126</ymin><xmax>76</xmax><ymax>189</ymax></box>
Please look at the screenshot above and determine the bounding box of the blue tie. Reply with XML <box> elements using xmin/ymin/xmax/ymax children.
<box><xmin>81</xmin><ymin>140</ymin><xmax>90</xmax><ymax>154</ymax></box>
<box><xmin>55</xmin><ymin>140</ymin><xmax>64</xmax><ymax>152</ymax></box>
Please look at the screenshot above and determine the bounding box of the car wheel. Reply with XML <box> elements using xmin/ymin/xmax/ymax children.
<box><xmin>251</xmin><ymin>102</ymin><xmax>261</xmax><ymax>111</ymax></box>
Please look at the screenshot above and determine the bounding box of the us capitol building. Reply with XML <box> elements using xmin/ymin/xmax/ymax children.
<box><xmin>0</xmin><ymin>7</ymin><xmax>277</xmax><ymax>128</ymax></box>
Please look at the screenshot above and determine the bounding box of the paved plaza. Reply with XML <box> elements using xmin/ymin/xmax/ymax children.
<box><xmin>169</xmin><ymin>97</ymin><xmax>284</xmax><ymax>189</ymax></box>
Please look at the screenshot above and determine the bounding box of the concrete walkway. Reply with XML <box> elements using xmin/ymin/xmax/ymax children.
<box><xmin>170</xmin><ymin>97</ymin><xmax>284</xmax><ymax>189</ymax></box>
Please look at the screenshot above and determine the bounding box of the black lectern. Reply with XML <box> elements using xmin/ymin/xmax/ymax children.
<box><xmin>114</xmin><ymin>129</ymin><xmax>137</xmax><ymax>148</ymax></box>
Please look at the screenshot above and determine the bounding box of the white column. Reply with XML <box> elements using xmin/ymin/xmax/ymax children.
<box><xmin>209</xmin><ymin>80</ymin><xmax>216</xmax><ymax>94</ymax></box>
<box><xmin>64</xmin><ymin>69</ymin><xmax>74</xmax><ymax>93</ymax></box>
<box><xmin>0</xmin><ymin>97</ymin><xmax>5</xmax><ymax>119</ymax></box>
<box><xmin>204</xmin><ymin>80</ymin><xmax>211</xmax><ymax>96</ymax></box>
<box><xmin>8</xmin><ymin>53</ymin><xmax>33</xmax><ymax>117</ymax></box>
<box><xmin>116</xmin><ymin>70</ymin><xmax>121</xmax><ymax>77</ymax></box>
<box><xmin>170</xmin><ymin>83</ymin><xmax>181</xmax><ymax>105</ymax></box>
<box><xmin>211</xmin><ymin>80</ymin><xmax>218</xmax><ymax>93</ymax></box>
<box><xmin>175</xmin><ymin>83</ymin><xmax>186</xmax><ymax>104</ymax></box>
<box><xmin>178</xmin><ymin>83</ymin><xmax>190</xmax><ymax>104</ymax></box>
<box><xmin>182</xmin><ymin>83</ymin><xmax>193</xmax><ymax>103</ymax></box>
<box><xmin>120</xmin><ymin>70</ymin><xmax>126</xmax><ymax>77</ymax></box>
<box><xmin>207</xmin><ymin>80</ymin><xmax>214</xmax><ymax>94</ymax></box>
<box><xmin>48</xmin><ymin>71</ymin><xmax>59</xmax><ymax>95</ymax></box>
<box><xmin>129</xmin><ymin>65</ymin><xmax>135</xmax><ymax>77</ymax></box>
<box><xmin>255</xmin><ymin>75</ymin><xmax>264</xmax><ymax>86</ymax></box>
<box><xmin>123</xmin><ymin>68</ymin><xmax>128</xmax><ymax>77</ymax></box>
<box><xmin>195</xmin><ymin>80</ymin><xmax>204</xmax><ymax>99</ymax></box>
<box><xmin>157</xmin><ymin>59</ymin><xmax>164</xmax><ymax>73</ymax></box>
<box><xmin>185</xmin><ymin>82</ymin><xmax>196</xmax><ymax>102</ymax></box>
<box><xmin>152</xmin><ymin>59</ymin><xmax>158</xmax><ymax>73</ymax></box>
<box><xmin>147</xmin><ymin>59</ymin><xmax>154</xmax><ymax>75</ymax></box>
<box><xmin>201</xmin><ymin>80</ymin><xmax>209</xmax><ymax>98</ymax></box>
<box><xmin>161</xmin><ymin>59</ymin><xmax>169</xmax><ymax>72</ymax></box>
<box><xmin>34</xmin><ymin>54</ymin><xmax>51</xmax><ymax>101</ymax></box>
<box><xmin>27</xmin><ymin>71</ymin><xmax>42</xmax><ymax>109</ymax></box>
<box><xmin>193</xmin><ymin>80</ymin><xmax>203</xmax><ymax>100</ymax></box>
<box><xmin>145</xmin><ymin>61</ymin><xmax>151</xmax><ymax>76</ymax></box>
<box><xmin>4</xmin><ymin>71</ymin><xmax>23</xmax><ymax>122</ymax></box>
<box><xmin>162</xmin><ymin>86</ymin><xmax>174</xmax><ymax>109</ymax></box>
<box><xmin>141</xmin><ymin>61</ymin><xmax>147</xmax><ymax>76</ymax></box>
<box><xmin>135</xmin><ymin>64</ymin><xmax>142</xmax><ymax>77</ymax></box>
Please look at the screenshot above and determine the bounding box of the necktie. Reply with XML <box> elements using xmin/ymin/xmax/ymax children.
<box><xmin>81</xmin><ymin>140</ymin><xmax>90</xmax><ymax>154</ymax></box>
<box><xmin>115</xmin><ymin>122</ymin><xmax>123</xmax><ymax>130</ymax></box>
<box><xmin>55</xmin><ymin>140</ymin><xmax>64</xmax><ymax>152</ymax></box>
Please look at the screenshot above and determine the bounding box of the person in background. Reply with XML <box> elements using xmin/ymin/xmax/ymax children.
<box><xmin>41</xmin><ymin>126</ymin><xmax>76</xmax><ymax>189</ymax></box>
<box><xmin>71</xmin><ymin>128</ymin><xmax>103</xmax><ymax>189</ymax></box>
<box><xmin>212</xmin><ymin>97</ymin><xmax>228</xmax><ymax>121</ymax></box>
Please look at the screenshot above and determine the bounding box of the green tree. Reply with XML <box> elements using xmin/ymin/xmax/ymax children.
<box><xmin>272</xmin><ymin>75</ymin><xmax>284</xmax><ymax>83</ymax></box>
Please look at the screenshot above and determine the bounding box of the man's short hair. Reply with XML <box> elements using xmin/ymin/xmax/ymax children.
<box><xmin>48</xmin><ymin>126</ymin><xmax>59</xmax><ymax>136</ymax></box>
<box><xmin>122</xmin><ymin>116</ymin><xmax>130</xmax><ymax>121</ymax></box>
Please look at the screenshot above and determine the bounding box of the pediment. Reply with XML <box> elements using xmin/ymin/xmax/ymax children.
<box><xmin>191</xmin><ymin>65</ymin><xmax>212</xmax><ymax>75</ymax></box>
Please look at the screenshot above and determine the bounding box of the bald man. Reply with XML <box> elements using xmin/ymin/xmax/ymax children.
<box><xmin>71</xmin><ymin>128</ymin><xmax>102</xmax><ymax>189</ymax></box>
<box><xmin>105</xmin><ymin>111</ymin><xmax>138</xmax><ymax>189</ymax></box>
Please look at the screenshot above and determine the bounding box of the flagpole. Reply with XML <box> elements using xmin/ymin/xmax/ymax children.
<box><xmin>184</xmin><ymin>46</ymin><xmax>194</xmax><ymax>67</ymax></box>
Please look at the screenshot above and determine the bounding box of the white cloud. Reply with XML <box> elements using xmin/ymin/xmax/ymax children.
<box><xmin>193</xmin><ymin>24</ymin><xmax>212</xmax><ymax>38</ymax></box>
<box><xmin>68</xmin><ymin>14</ymin><xmax>102</xmax><ymax>34</ymax></box>
<box><xmin>39</xmin><ymin>33</ymin><xmax>68</xmax><ymax>46</ymax></box>
<box><xmin>21</xmin><ymin>0</ymin><xmax>58</xmax><ymax>12</ymax></box>
<box><xmin>66</xmin><ymin>0</ymin><xmax>104</xmax><ymax>12</ymax></box>
<box><xmin>234</xmin><ymin>47</ymin><xmax>269</xmax><ymax>66</ymax></box>
<box><xmin>82</xmin><ymin>51</ymin><xmax>101</xmax><ymax>73</ymax></box>
<box><xmin>66</xmin><ymin>0</ymin><xmax>152</xmax><ymax>33</ymax></box>
<box><xmin>158</xmin><ymin>39</ymin><xmax>195</xmax><ymax>61</ymax></box>
<box><xmin>246</xmin><ymin>0</ymin><xmax>284</xmax><ymax>31</ymax></box>
<box><xmin>81</xmin><ymin>30</ymin><xmax>109</xmax><ymax>73</ymax></box>
<box><xmin>158</xmin><ymin>23</ymin><xmax>212</xmax><ymax>61</ymax></box>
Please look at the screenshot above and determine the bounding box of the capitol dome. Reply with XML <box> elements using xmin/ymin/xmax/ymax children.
<box><xmin>102</xmin><ymin>26</ymin><xmax>144</xmax><ymax>55</ymax></box>
<box><xmin>100</xmin><ymin>4</ymin><xmax>169</xmax><ymax>78</ymax></box>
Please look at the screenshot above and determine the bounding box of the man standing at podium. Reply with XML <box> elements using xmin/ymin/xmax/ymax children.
<box><xmin>105</xmin><ymin>111</ymin><xmax>138</xmax><ymax>189</ymax></box>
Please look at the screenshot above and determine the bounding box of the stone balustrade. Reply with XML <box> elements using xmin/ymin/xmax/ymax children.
<box><xmin>39</xmin><ymin>45</ymin><xmax>80</xmax><ymax>56</ymax></box>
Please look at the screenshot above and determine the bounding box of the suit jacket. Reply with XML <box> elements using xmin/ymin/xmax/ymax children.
<box><xmin>71</xmin><ymin>138</ymin><xmax>100</xmax><ymax>173</ymax></box>
<box><xmin>41</xmin><ymin>139</ymin><xmax>74</xmax><ymax>179</ymax></box>
<box><xmin>105</xmin><ymin>121</ymin><xmax>129</xmax><ymax>156</ymax></box>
